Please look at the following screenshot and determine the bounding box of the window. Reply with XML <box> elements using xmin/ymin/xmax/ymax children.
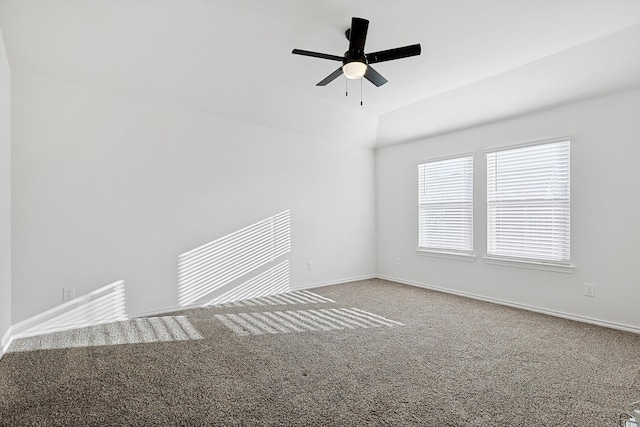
<box><xmin>418</xmin><ymin>154</ymin><xmax>473</xmax><ymax>255</ymax></box>
<box><xmin>486</xmin><ymin>137</ymin><xmax>570</xmax><ymax>266</ymax></box>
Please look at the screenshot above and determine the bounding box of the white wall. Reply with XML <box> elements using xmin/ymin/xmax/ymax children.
<box><xmin>11</xmin><ymin>72</ymin><xmax>376</xmax><ymax>325</ymax></box>
<box><xmin>377</xmin><ymin>89</ymin><xmax>640</xmax><ymax>331</ymax></box>
<box><xmin>9</xmin><ymin>66</ymin><xmax>640</xmax><ymax>337</ymax></box>
<box><xmin>0</xmin><ymin>26</ymin><xmax>12</xmax><ymax>354</ymax></box>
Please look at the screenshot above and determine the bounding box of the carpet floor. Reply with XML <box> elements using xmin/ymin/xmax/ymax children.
<box><xmin>1</xmin><ymin>279</ymin><xmax>639</xmax><ymax>426</ymax></box>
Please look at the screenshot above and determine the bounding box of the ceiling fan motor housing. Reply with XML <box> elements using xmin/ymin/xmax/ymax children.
<box><xmin>343</xmin><ymin>50</ymin><xmax>367</xmax><ymax>66</ymax></box>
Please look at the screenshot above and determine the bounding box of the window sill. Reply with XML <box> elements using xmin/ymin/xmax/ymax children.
<box><xmin>416</xmin><ymin>249</ymin><xmax>476</xmax><ymax>262</ymax></box>
<box><xmin>483</xmin><ymin>256</ymin><xmax>574</xmax><ymax>273</ymax></box>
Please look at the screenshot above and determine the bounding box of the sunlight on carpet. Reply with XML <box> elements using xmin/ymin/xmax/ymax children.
<box><xmin>215</xmin><ymin>307</ymin><xmax>404</xmax><ymax>336</ymax></box>
<box><xmin>8</xmin><ymin>316</ymin><xmax>203</xmax><ymax>352</ymax></box>
<box><xmin>211</xmin><ymin>290</ymin><xmax>335</xmax><ymax>307</ymax></box>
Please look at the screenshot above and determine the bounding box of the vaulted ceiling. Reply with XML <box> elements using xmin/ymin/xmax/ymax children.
<box><xmin>1</xmin><ymin>0</ymin><xmax>640</xmax><ymax>148</ymax></box>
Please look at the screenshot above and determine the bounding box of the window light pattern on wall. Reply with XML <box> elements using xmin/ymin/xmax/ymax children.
<box><xmin>203</xmin><ymin>260</ymin><xmax>290</xmax><ymax>307</ymax></box>
<box><xmin>12</xmin><ymin>280</ymin><xmax>128</xmax><ymax>338</ymax></box>
<box><xmin>418</xmin><ymin>154</ymin><xmax>474</xmax><ymax>253</ymax></box>
<box><xmin>486</xmin><ymin>138</ymin><xmax>570</xmax><ymax>264</ymax></box>
<box><xmin>178</xmin><ymin>210</ymin><xmax>291</xmax><ymax>307</ymax></box>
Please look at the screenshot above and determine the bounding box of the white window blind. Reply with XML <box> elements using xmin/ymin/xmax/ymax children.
<box><xmin>486</xmin><ymin>138</ymin><xmax>570</xmax><ymax>264</ymax></box>
<box><xmin>418</xmin><ymin>154</ymin><xmax>473</xmax><ymax>253</ymax></box>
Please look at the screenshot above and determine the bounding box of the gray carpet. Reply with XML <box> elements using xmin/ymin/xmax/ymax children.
<box><xmin>0</xmin><ymin>279</ymin><xmax>638</xmax><ymax>426</ymax></box>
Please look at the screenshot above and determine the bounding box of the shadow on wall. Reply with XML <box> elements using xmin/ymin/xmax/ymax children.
<box><xmin>12</xmin><ymin>280</ymin><xmax>127</xmax><ymax>338</ymax></box>
<box><xmin>178</xmin><ymin>210</ymin><xmax>292</xmax><ymax>307</ymax></box>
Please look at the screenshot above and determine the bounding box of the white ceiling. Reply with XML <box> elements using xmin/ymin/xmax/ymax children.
<box><xmin>1</xmin><ymin>0</ymin><xmax>640</xmax><ymax>148</ymax></box>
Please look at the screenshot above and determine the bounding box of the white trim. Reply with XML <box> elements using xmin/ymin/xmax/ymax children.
<box><xmin>416</xmin><ymin>249</ymin><xmax>476</xmax><ymax>262</ymax></box>
<box><xmin>485</xmin><ymin>135</ymin><xmax>571</xmax><ymax>154</ymax></box>
<box><xmin>131</xmin><ymin>305</ymin><xmax>187</xmax><ymax>319</ymax></box>
<box><xmin>290</xmin><ymin>274</ymin><xmax>377</xmax><ymax>291</ymax></box>
<box><xmin>417</xmin><ymin>151</ymin><xmax>474</xmax><ymax>165</ymax></box>
<box><xmin>1</xmin><ymin>326</ymin><xmax>13</xmax><ymax>359</ymax></box>
<box><xmin>12</xmin><ymin>322</ymin><xmax>122</xmax><ymax>340</ymax></box>
<box><xmin>483</xmin><ymin>256</ymin><xmax>575</xmax><ymax>273</ymax></box>
<box><xmin>377</xmin><ymin>275</ymin><xmax>640</xmax><ymax>335</ymax></box>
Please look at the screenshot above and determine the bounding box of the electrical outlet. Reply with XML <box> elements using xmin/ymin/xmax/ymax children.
<box><xmin>63</xmin><ymin>287</ymin><xmax>75</xmax><ymax>301</ymax></box>
<box><xmin>395</xmin><ymin>257</ymin><xmax>400</xmax><ymax>267</ymax></box>
<box><xmin>307</xmin><ymin>261</ymin><xmax>313</xmax><ymax>271</ymax></box>
<box><xmin>584</xmin><ymin>283</ymin><xmax>595</xmax><ymax>297</ymax></box>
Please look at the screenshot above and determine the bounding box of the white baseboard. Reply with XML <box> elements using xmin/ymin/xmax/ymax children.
<box><xmin>291</xmin><ymin>274</ymin><xmax>378</xmax><ymax>291</ymax></box>
<box><xmin>378</xmin><ymin>275</ymin><xmax>640</xmax><ymax>335</ymax></box>
<box><xmin>134</xmin><ymin>275</ymin><xmax>378</xmax><ymax>319</ymax></box>
<box><xmin>11</xmin><ymin>280</ymin><xmax>127</xmax><ymax>340</ymax></box>
<box><xmin>9</xmin><ymin>274</ymin><xmax>627</xmax><ymax>348</ymax></box>
<box><xmin>0</xmin><ymin>276</ymin><xmax>376</xmax><ymax>358</ymax></box>
<box><xmin>1</xmin><ymin>326</ymin><xmax>13</xmax><ymax>360</ymax></box>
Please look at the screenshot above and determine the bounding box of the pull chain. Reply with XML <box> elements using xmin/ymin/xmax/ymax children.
<box><xmin>344</xmin><ymin>77</ymin><xmax>364</xmax><ymax>106</ymax></box>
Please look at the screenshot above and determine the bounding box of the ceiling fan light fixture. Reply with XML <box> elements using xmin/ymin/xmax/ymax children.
<box><xmin>342</xmin><ymin>61</ymin><xmax>367</xmax><ymax>79</ymax></box>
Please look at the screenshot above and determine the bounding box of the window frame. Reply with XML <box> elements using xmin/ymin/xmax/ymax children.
<box><xmin>484</xmin><ymin>136</ymin><xmax>574</xmax><ymax>273</ymax></box>
<box><xmin>417</xmin><ymin>153</ymin><xmax>475</xmax><ymax>261</ymax></box>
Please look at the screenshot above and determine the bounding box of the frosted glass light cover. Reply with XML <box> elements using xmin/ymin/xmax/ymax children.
<box><xmin>342</xmin><ymin>61</ymin><xmax>367</xmax><ymax>79</ymax></box>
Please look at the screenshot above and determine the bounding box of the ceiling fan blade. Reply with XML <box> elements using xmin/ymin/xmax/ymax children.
<box><xmin>316</xmin><ymin>67</ymin><xmax>344</xmax><ymax>86</ymax></box>
<box><xmin>292</xmin><ymin>49</ymin><xmax>343</xmax><ymax>61</ymax></box>
<box><xmin>348</xmin><ymin>17</ymin><xmax>369</xmax><ymax>52</ymax></box>
<box><xmin>364</xmin><ymin>66</ymin><xmax>388</xmax><ymax>87</ymax></box>
<box><xmin>367</xmin><ymin>44</ymin><xmax>421</xmax><ymax>64</ymax></box>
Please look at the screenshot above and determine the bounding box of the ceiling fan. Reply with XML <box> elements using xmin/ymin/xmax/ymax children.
<box><xmin>292</xmin><ymin>17</ymin><xmax>421</xmax><ymax>87</ymax></box>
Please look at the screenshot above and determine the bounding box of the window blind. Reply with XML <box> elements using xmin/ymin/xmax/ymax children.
<box><xmin>486</xmin><ymin>139</ymin><xmax>570</xmax><ymax>264</ymax></box>
<box><xmin>418</xmin><ymin>154</ymin><xmax>473</xmax><ymax>253</ymax></box>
